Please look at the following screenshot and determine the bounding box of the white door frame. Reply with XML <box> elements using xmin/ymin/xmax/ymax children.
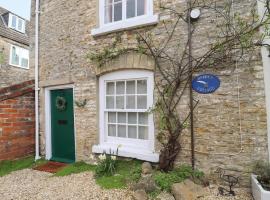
<box><xmin>44</xmin><ymin>84</ymin><xmax>76</xmax><ymax>160</ymax></box>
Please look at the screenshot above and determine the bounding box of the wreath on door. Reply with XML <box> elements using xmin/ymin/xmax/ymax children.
<box><xmin>56</xmin><ymin>96</ymin><xmax>67</xmax><ymax>111</ymax></box>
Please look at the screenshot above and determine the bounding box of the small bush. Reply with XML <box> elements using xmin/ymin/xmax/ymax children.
<box><xmin>253</xmin><ymin>160</ymin><xmax>270</xmax><ymax>191</ymax></box>
<box><xmin>95</xmin><ymin>159</ymin><xmax>142</xmax><ymax>189</ymax></box>
<box><xmin>154</xmin><ymin>165</ymin><xmax>204</xmax><ymax>192</ymax></box>
<box><xmin>95</xmin><ymin>154</ymin><xmax>117</xmax><ymax>177</ymax></box>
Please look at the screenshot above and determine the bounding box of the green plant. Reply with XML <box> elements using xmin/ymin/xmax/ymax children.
<box><xmin>75</xmin><ymin>99</ymin><xmax>88</xmax><ymax>108</ymax></box>
<box><xmin>95</xmin><ymin>154</ymin><xmax>118</xmax><ymax>177</ymax></box>
<box><xmin>154</xmin><ymin>165</ymin><xmax>204</xmax><ymax>192</ymax></box>
<box><xmin>253</xmin><ymin>160</ymin><xmax>270</xmax><ymax>191</ymax></box>
<box><xmin>54</xmin><ymin>161</ymin><xmax>96</xmax><ymax>177</ymax></box>
<box><xmin>95</xmin><ymin>159</ymin><xmax>142</xmax><ymax>189</ymax></box>
<box><xmin>0</xmin><ymin>156</ymin><xmax>47</xmax><ymax>177</ymax></box>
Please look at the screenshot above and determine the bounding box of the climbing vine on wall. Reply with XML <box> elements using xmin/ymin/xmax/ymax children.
<box><xmin>88</xmin><ymin>0</ymin><xmax>270</xmax><ymax>172</ymax></box>
<box><xmin>87</xmin><ymin>35</ymin><xmax>146</xmax><ymax>67</ymax></box>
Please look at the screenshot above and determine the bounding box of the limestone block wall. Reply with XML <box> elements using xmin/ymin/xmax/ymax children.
<box><xmin>31</xmin><ymin>0</ymin><xmax>269</xmax><ymax>180</ymax></box>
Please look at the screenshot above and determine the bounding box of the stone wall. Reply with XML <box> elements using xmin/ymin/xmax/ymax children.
<box><xmin>31</xmin><ymin>0</ymin><xmax>269</xmax><ymax>182</ymax></box>
<box><xmin>0</xmin><ymin>80</ymin><xmax>35</xmax><ymax>160</ymax></box>
<box><xmin>0</xmin><ymin>36</ymin><xmax>30</xmax><ymax>88</ymax></box>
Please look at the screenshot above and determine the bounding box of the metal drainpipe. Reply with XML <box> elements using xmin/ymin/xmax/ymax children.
<box><xmin>35</xmin><ymin>0</ymin><xmax>40</xmax><ymax>161</ymax></box>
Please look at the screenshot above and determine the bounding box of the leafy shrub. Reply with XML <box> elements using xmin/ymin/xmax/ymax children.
<box><xmin>253</xmin><ymin>161</ymin><xmax>270</xmax><ymax>191</ymax></box>
<box><xmin>95</xmin><ymin>159</ymin><xmax>142</xmax><ymax>189</ymax></box>
<box><xmin>95</xmin><ymin>154</ymin><xmax>117</xmax><ymax>177</ymax></box>
<box><xmin>154</xmin><ymin>165</ymin><xmax>204</xmax><ymax>192</ymax></box>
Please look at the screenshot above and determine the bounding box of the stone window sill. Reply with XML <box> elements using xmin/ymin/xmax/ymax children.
<box><xmin>91</xmin><ymin>15</ymin><xmax>159</xmax><ymax>37</ymax></box>
<box><xmin>92</xmin><ymin>143</ymin><xmax>159</xmax><ymax>163</ymax></box>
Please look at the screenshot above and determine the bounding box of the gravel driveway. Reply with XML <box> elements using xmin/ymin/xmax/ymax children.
<box><xmin>0</xmin><ymin>169</ymin><xmax>134</xmax><ymax>200</ymax></box>
<box><xmin>0</xmin><ymin>169</ymin><xmax>253</xmax><ymax>200</ymax></box>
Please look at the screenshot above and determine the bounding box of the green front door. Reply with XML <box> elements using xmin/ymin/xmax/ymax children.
<box><xmin>51</xmin><ymin>88</ymin><xmax>75</xmax><ymax>163</ymax></box>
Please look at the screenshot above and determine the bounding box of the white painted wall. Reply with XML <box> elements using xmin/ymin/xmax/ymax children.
<box><xmin>258</xmin><ymin>0</ymin><xmax>270</xmax><ymax>160</ymax></box>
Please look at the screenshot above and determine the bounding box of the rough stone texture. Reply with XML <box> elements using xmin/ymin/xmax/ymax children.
<box><xmin>30</xmin><ymin>0</ymin><xmax>269</xmax><ymax>184</ymax></box>
<box><xmin>142</xmin><ymin>162</ymin><xmax>153</xmax><ymax>175</ymax></box>
<box><xmin>133</xmin><ymin>189</ymin><xmax>148</xmax><ymax>200</ymax></box>
<box><xmin>131</xmin><ymin>175</ymin><xmax>157</xmax><ymax>193</ymax></box>
<box><xmin>171</xmin><ymin>179</ymin><xmax>207</xmax><ymax>200</ymax></box>
<box><xmin>156</xmin><ymin>192</ymin><xmax>175</xmax><ymax>200</ymax></box>
<box><xmin>0</xmin><ymin>80</ymin><xmax>35</xmax><ymax>160</ymax></box>
<box><xmin>0</xmin><ymin>36</ymin><xmax>30</xmax><ymax>88</ymax></box>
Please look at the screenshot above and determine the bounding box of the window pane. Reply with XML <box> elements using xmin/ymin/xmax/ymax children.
<box><xmin>137</xmin><ymin>80</ymin><xmax>147</xmax><ymax>94</ymax></box>
<box><xmin>138</xmin><ymin>126</ymin><xmax>148</xmax><ymax>140</ymax></box>
<box><xmin>117</xmin><ymin>112</ymin><xmax>126</xmax><ymax>123</ymax></box>
<box><xmin>137</xmin><ymin>0</ymin><xmax>146</xmax><ymax>16</ymax></box>
<box><xmin>126</xmin><ymin>81</ymin><xmax>135</xmax><ymax>94</ymax></box>
<box><xmin>18</xmin><ymin>19</ymin><xmax>23</xmax><ymax>31</ymax></box>
<box><xmin>127</xmin><ymin>0</ymin><xmax>136</xmax><ymax>18</ymax></box>
<box><xmin>139</xmin><ymin>113</ymin><xmax>148</xmax><ymax>125</ymax></box>
<box><xmin>116</xmin><ymin>96</ymin><xmax>124</xmax><ymax>109</ymax></box>
<box><xmin>11</xmin><ymin>15</ymin><xmax>16</xmax><ymax>28</ymax></box>
<box><xmin>118</xmin><ymin>125</ymin><xmax>126</xmax><ymax>137</ymax></box>
<box><xmin>21</xmin><ymin>58</ymin><xmax>28</xmax><ymax>68</ymax></box>
<box><xmin>116</xmin><ymin>81</ymin><xmax>125</xmax><ymax>94</ymax></box>
<box><xmin>105</xmin><ymin>5</ymin><xmax>113</xmax><ymax>24</ymax></box>
<box><xmin>106</xmin><ymin>96</ymin><xmax>114</xmax><ymax>109</ymax></box>
<box><xmin>126</xmin><ymin>95</ymin><xmax>135</xmax><ymax>109</ymax></box>
<box><xmin>128</xmin><ymin>113</ymin><xmax>137</xmax><ymax>124</ymax></box>
<box><xmin>114</xmin><ymin>2</ymin><xmax>122</xmax><ymax>22</ymax></box>
<box><xmin>108</xmin><ymin>112</ymin><xmax>116</xmax><ymax>123</ymax></box>
<box><xmin>137</xmin><ymin>95</ymin><xmax>147</xmax><ymax>109</ymax></box>
<box><xmin>128</xmin><ymin>126</ymin><xmax>137</xmax><ymax>138</ymax></box>
<box><xmin>105</xmin><ymin>0</ymin><xmax>113</xmax><ymax>3</ymax></box>
<box><xmin>106</xmin><ymin>82</ymin><xmax>115</xmax><ymax>95</ymax></box>
<box><xmin>11</xmin><ymin>47</ymin><xmax>19</xmax><ymax>65</ymax></box>
<box><xmin>108</xmin><ymin>124</ymin><xmax>116</xmax><ymax>136</ymax></box>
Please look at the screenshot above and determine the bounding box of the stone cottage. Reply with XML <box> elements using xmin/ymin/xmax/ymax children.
<box><xmin>31</xmin><ymin>0</ymin><xmax>270</xmax><ymax>176</ymax></box>
<box><xmin>0</xmin><ymin>7</ymin><xmax>30</xmax><ymax>88</ymax></box>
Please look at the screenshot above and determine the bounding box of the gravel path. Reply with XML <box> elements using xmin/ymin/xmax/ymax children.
<box><xmin>0</xmin><ymin>169</ymin><xmax>254</xmax><ymax>200</ymax></box>
<box><xmin>201</xmin><ymin>186</ymin><xmax>253</xmax><ymax>200</ymax></box>
<box><xmin>0</xmin><ymin>169</ymin><xmax>134</xmax><ymax>200</ymax></box>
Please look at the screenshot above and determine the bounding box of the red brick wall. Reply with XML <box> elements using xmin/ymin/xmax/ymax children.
<box><xmin>0</xmin><ymin>80</ymin><xmax>35</xmax><ymax>160</ymax></box>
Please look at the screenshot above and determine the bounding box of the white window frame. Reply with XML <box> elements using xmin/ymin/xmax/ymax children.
<box><xmin>9</xmin><ymin>45</ymin><xmax>29</xmax><ymax>69</ymax></box>
<box><xmin>91</xmin><ymin>0</ymin><xmax>159</xmax><ymax>36</ymax></box>
<box><xmin>8</xmin><ymin>13</ymin><xmax>26</xmax><ymax>33</ymax></box>
<box><xmin>92</xmin><ymin>70</ymin><xmax>159</xmax><ymax>162</ymax></box>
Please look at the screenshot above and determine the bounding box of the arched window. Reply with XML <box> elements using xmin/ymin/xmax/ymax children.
<box><xmin>93</xmin><ymin>69</ymin><xmax>159</xmax><ymax>162</ymax></box>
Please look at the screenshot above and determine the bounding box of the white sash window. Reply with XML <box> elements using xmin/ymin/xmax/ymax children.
<box><xmin>93</xmin><ymin>70</ymin><xmax>159</xmax><ymax>162</ymax></box>
<box><xmin>9</xmin><ymin>45</ymin><xmax>29</xmax><ymax>69</ymax></box>
<box><xmin>91</xmin><ymin>0</ymin><xmax>158</xmax><ymax>36</ymax></box>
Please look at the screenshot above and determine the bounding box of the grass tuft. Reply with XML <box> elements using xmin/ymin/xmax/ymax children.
<box><xmin>0</xmin><ymin>156</ymin><xmax>47</xmax><ymax>177</ymax></box>
<box><xmin>96</xmin><ymin>159</ymin><xmax>142</xmax><ymax>189</ymax></box>
<box><xmin>54</xmin><ymin>161</ymin><xmax>96</xmax><ymax>177</ymax></box>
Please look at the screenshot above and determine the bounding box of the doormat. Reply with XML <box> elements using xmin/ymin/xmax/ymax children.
<box><xmin>33</xmin><ymin>161</ymin><xmax>68</xmax><ymax>173</ymax></box>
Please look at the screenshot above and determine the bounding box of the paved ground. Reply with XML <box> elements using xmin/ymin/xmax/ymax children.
<box><xmin>0</xmin><ymin>169</ymin><xmax>253</xmax><ymax>200</ymax></box>
<box><xmin>0</xmin><ymin>169</ymin><xmax>133</xmax><ymax>200</ymax></box>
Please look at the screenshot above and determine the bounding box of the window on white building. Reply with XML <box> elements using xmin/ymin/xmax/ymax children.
<box><xmin>93</xmin><ymin>70</ymin><xmax>159</xmax><ymax>162</ymax></box>
<box><xmin>9</xmin><ymin>45</ymin><xmax>29</xmax><ymax>69</ymax></box>
<box><xmin>91</xmin><ymin>0</ymin><xmax>158</xmax><ymax>36</ymax></box>
<box><xmin>8</xmin><ymin>14</ymin><xmax>26</xmax><ymax>33</ymax></box>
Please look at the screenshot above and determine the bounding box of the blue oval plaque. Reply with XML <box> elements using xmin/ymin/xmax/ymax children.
<box><xmin>192</xmin><ymin>74</ymin><xmax>220</xmax><ymax>94</ymax></box>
